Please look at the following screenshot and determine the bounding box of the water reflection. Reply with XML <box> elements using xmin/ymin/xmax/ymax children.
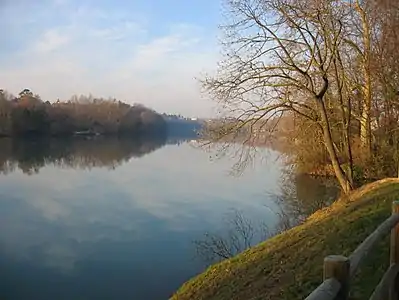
<box><xmin>0</xmin><ymin>135</ymin><xmax>167</xmax><ymax>174</ymax></box>
<box><xmin>0</xmin><ymin>139</ymin><xmax>338</xmax><ymax>300</ymax></box>
<box><xmin>0</xmin><ymin>139</ymin><xmax>282</xmax><ymax>300</ymax></box>
<box><xmin>193</xmin><ymin>171</ymin><xmax>339</xmax><ymax>264</ymax></box>
<box><xmin>273</xmin><ymin>172</ymin><xmax>339</xmax><ymax>228</ymax></box>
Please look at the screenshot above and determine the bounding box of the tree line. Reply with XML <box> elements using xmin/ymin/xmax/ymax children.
<box><xmin>203</xmin><ymin>0</ymin><xmax>399</xmax><ymax>193</ymax></box>
<box><xmin>0</xmin><ymin>89</ymin><xmax>166</xmax><ymax>137</ymax></box>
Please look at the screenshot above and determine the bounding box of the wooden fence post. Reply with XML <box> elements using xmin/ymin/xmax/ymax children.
<box><xmin>324</xmin><ymin>255</ymin><xmax>350</xmax><ymax>300</ymax></box>
<box><xmin>390</xmin><ymin>201</ymin><xmax>399</xmax><ymax>300</ymax></box>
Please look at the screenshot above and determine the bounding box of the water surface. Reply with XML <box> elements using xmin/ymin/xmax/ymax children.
<box><xmin>0</xmin><ymin>137</ymin><xmax>337</xmax><ymax>300</ymax></box>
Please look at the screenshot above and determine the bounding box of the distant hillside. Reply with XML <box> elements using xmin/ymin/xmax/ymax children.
<box><xmin>162</xmin><ymin>115</ymin><xmax>204</xmax><ymax>139</ymax></box>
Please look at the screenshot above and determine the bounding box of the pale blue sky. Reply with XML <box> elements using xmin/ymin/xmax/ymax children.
<box><xmin>0</xmin><ymin>0</ymin><xmax>223</xmax><ymax>117</ymax></box>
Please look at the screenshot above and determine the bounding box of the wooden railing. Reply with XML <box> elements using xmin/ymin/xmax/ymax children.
<box><xmin>305</xmin><ymin>201</ymin><xmax>399</xmax><ymax>300</ymax></box>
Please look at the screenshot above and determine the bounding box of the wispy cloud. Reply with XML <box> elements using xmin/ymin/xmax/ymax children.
<box><xmin>89</xmin><ymin>21</ymin><xmax>143</xmax><ymax>40</ymax></box>
<box><xmin>33</xmin><ymin>29</ymin><xmax>71</xmax><ymax>53</ymax></box>
<box><xmin>0</xmin><ymin>0</ymin><xmax>220</xmax><ymax>117</ymax></box>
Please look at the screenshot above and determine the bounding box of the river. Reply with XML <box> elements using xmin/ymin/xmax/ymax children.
<box><xmin>0</xmin><ymin>136</ymin><xmax>338</xmax><ymax>300</ymax></box>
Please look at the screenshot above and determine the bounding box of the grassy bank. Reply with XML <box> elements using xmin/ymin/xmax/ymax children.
<box><xmin>172</xmin><ymin>178</ymin><xmax>399</xmax><ymax>300</ymax></box>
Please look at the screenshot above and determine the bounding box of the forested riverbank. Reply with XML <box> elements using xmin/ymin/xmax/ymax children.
<box><xmin>0</xmin><ymin>89</ymin><xmax>167</xmax><ymax>137</ymax></box>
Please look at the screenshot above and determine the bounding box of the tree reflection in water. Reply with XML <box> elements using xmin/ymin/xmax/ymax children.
<box><xmin>272</xmin><ymin>170</ymin><xmax>340</xmax><ymax>230</ymax></box>
<box><xmin>0</xmin><ymin>134</ymin><xmax>168</xmax><ymax>175</ymax></box>
<box><xmin>194</xmin><ymin>169</ymin><xmax>339</xmax><ymax>264</ymax></box>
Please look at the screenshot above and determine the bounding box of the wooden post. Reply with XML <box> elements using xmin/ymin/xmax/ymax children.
<box><xmin>323</xmin><ymin>255</ymin><xmax>350</xmax><ymax>300</ymax></box>
<box><xmin>390</xmin><ymin>201</ymin><xmax>399</xmax><ymax>300</ymax></box>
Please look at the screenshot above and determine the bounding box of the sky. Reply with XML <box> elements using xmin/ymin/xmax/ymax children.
<box><xmin>0</xmin><ymin>0</ymin><xmax>223</xmax><ymax>117</ymax></box>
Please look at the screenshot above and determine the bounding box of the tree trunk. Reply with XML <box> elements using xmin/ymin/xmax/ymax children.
<box><xmin>316</xmin><ymin>98</ymin><xmax>353</xmax><ymax>194</ymax></box>
<box><xmin>396</xmin><ymin>136</ymin><xmax>399</xmax><ymax>178</ymax></box>
<box><xmin>356</xmin><ymin>0</ymin><xmax>372</xmax><ymax>156</ymax></box>
<box><xmin>334</xmin><ymin>55</ymin><xmax>354</xmax><ymax>187</ymax></box>
<box><xmin>360</xmin><ymin>107</ymin><xmax>371</xmax><ymax>153</ymax></box>
<box><xmin>346</xmin><ymin>109</ymin><xmax>354</xmax><ymax>186</ymax></box>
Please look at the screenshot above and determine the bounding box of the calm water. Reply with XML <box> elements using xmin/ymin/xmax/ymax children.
<box><xmin>0</xmin><ymin>137</ymin><xmax>337</xmax><ymax>300</ymax></box>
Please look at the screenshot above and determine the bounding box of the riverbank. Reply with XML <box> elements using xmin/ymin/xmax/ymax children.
<box><xmin>171</xmin><ymin>178</ymin><xmax>399</xmax><ymax>300</ymax></box>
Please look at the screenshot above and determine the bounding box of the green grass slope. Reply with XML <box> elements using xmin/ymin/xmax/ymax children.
<box><xmin>172</xmin><ymin>178</ymin><xmax>399</xmax><ymax>300</ymax></box>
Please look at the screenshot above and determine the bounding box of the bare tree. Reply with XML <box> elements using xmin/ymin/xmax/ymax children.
<box><xmin>339</xmin><ymin>0</ymin><xmax>374</xmax><ymax>155</ymax></box>
<box><xmin>371</xmin><ymin>0</ymin><xmax>399</xmax><ymax>177</ymax></box>
<box><xmin>202</xmin><ymin>0</ymin><xmax>357</xmax><ymax>193</ymax></box>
